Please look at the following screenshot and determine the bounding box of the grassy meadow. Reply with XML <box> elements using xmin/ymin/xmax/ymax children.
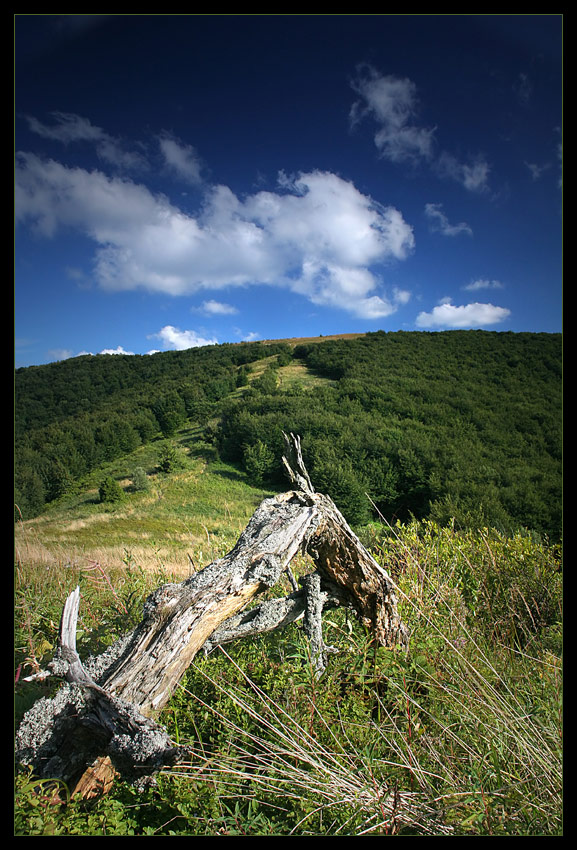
<box><xmin>14</xmin><ymin>431</ymin><xmax>562</xmax><ymax>836</ymax></box>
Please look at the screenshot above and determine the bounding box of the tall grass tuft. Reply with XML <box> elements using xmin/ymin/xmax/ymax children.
<box><xmin>169</xmin><ymin>649</ymin><xmax>453</xmax><ymax>835</ymax></box>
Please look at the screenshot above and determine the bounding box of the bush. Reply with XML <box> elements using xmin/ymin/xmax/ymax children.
<box><xmin>131</xmin><ymin>467</ymin><xmax>150</xmax><ymax>492</ymax></box>
<box><xmin>158</xmin><ymin>442</ymin><xmax>183</xmax><ymax>474</ymax></box>
<box><xmin>98</xmin><ymin>476</ymin><xmax>124</xmax><ymax>504</ymax></box>
<box><xmin>243</xmin><ymin>440</ymin><xmax>276</xmax><ymax>485</ymax></box>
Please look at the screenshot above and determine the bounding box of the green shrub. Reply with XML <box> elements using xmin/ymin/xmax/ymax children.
<box><xmin>158</xmin><ymin>442</ymin><xmax>183</xmax><ymax>474</ymax></box>
<box><xmin>131</xmin><ymin>467</ymin><xmax>149</xmax><ymax>492</ymax></box>
<box><xmin>243</xmin><ymin>440</ymin><xmax>276</xmax><ymax>485</ymax></box>
<box><xmin>98</xmin><ymin>476</ymin><xmax>124</xmax><ymax>504</ymax></box>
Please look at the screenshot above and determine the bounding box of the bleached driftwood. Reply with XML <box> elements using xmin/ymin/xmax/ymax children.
<box><xmin>16</xmin><ymin>433</ymin><xmax>408</xmax><ymax>798</ymax></box>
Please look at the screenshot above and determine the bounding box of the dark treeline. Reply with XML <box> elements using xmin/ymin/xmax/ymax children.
<box><xmin>15</xmin><ymin>331</ymin><xmax>562</xmax><ymax>541</ymax></box>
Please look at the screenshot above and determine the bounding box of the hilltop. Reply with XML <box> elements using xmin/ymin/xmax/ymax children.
<box><xmin>259</xmin><ymin>331</ymin><xmax>369</xmax><ymax>346</ymax></box>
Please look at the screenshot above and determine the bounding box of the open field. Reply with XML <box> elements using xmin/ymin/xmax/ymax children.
<box><xmin>14</xmin><ymin>438</ymin><xmax>276</xmax><ymax>579</ymax></box>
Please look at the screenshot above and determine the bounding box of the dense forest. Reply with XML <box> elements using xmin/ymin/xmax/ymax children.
<box><xmin>15</xmin><ymin>331</ymin><xmax>562</xmax><ymax>541</ymax></box>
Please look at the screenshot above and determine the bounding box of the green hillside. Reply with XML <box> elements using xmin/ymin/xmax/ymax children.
<box><xmin>15</xmin><ymin>330</ymin><xmax>562</xmax><ymax>541</ymax></box>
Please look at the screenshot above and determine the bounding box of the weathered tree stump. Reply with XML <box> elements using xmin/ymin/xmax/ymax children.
<box><xmin>16</xmin><ymin>433</ymin><xmax>408</xmax><ymax>798</ymax></box>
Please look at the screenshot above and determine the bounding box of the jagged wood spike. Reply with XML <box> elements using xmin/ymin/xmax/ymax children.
<box><xmin>281</xmin><ymin>431</ymin><xmax>315</xmax><ymax>497</ymax></box>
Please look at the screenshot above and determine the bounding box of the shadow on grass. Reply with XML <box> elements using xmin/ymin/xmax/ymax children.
<box><xmin>185</xmin><ymin>440</ymin><xmax>219</xmax><ymax>463</ymax></box>
<box><xmin>210</xmin><ymin>466</ymin><xmax>246</xmax><ymax>483</ymax></box>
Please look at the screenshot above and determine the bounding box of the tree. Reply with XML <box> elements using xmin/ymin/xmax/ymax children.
<box><xmin>158</xmin><ymin>442</ymin><xmax>181</xmax><ymax>474</ymax></box>
<box><xmin>276</xmin><ymin>349</ymin><xmax>292</xmax><ymax>367</ymax></box>
<box><xmin>14</xmin><ymin>467</ymin><xmax>45</xmax><ymax>520</ymax></box>
<box><xmin>98</xmin><ymin>476</ymin><xmax>124</xmax><ymax>504</ymax></box>
<box><xmin>253</xmin><ymin>367</ymin><xmax>278</xmax><ymax>395</ymax></box>
<box><xmin>236</xmin><ymin>365</ymin><xmax>250</xmax><ymax>387</ymax></box>
<box><xmin>243</xmin><ymin>440</ymin><xmax>276</xmax><ymax>484</ymax></box>
<box><xmin>43</xmin><ymin>459</ymin><xmax>74</xmax><ymax>502</ymax></box>
<box><xmin>153</xmin><ymin>392</ymin><xmax>187</xmax><ymax>438</ymax></box>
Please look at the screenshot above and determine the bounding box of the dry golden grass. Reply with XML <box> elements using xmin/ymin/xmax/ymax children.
<box><xmin>277</xmin><ymin>361</ymin><xmax>333</xmax><ymax>391</ymax></box>
<box><xmin>15</xmin><ymin>533</ymin><xmax>194</xmax><ymax>581</ymax></box>
<box><xmin>260</xmin><ymin>332</ymin><xmax>367</xmax><ymax>346</ymax></box>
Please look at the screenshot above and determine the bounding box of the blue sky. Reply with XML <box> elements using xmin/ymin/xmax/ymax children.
<box><xmin>15</xmin><ymin>14</ymin><xmax>562</xmax><ymax>368</ymax></box>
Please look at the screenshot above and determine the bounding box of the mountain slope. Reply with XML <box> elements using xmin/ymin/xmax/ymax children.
<box><xmin>15</xmin><ymin>330</ymin><xmax>562</xmax><ymax>540</ymax></box>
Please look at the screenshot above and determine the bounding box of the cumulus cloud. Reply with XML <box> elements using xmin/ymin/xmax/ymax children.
<box><xmin>99</xmin><ymin>345</ymin><xmax>136</xmax><ymax>355</ymax></box>
<box><xmin>462</xmin><ymin>278</ymin><xmax>504</xmax><ymax>292</ymax></box>
<box><xmin>194</xmin><ymin>299</ymin><xmax>239</xmax><ymax>316</ymax></box>
<box><xmin>415</xmin><ymin>299</ymin><xmax>511</xmax><ymax>329</ymax></box>
<box><xmin>425</xmin><ymin>203</ymin><xmax>472</xmax><ymax>237</ymax></box>
<box><xmin>47</xmin><ymin>345</ymin><xmax>136</xmax><ymax>360</ymax></box>
<box><xmin>158</xmin><ymin>133</ymin><xmax>203</xmax><ymax>184</ymax></box>
<box><xmin>15</xmin><ymin>152</ymin><xmax>415</xmax><ymax>320</ymax></box>
<box><xmin>15</xmin><ymin>151</ymin><xmax>162</xmax><ymax>240</ymax></box>
<box><xmin>350</xmin><ymin>65</ymin><xmax>435</xmax><ymax>163</ymax></box>
<box><xmin>148</xmin><ymin>325</ymin><xmax>218</xmax><ymax>350</ymax></box>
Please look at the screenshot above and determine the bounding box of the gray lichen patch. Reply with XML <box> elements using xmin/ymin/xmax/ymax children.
<box><xmin>15</xmin><ymin>683</ymin><xmax>90</xmax><ymax>775</ymax></box>
<box><xmin>15</xmin><ymin>678</ymin><xmax>185</xmax><ymax>785</ymax></box>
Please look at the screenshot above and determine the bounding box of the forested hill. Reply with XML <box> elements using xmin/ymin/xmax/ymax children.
<box><xmin>15</xmin><ymin>331</ymin><xmax>562</xmax><ymax>541</ymax></box>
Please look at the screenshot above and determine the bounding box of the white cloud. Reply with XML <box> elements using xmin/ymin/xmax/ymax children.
<box><xmin>99</xmin><ymin>345</ymin><xmax>135</xmax><ymax>355</ymax></box>
<box><xmin>462</xmin><ymin>278</ymin><xmax>504</xmax><ymax>292</ymax></box>
<box><xmin>25</xmin><ymin>112</ymin><xmax>106</xmax><ymax>144</ymax></box>
<box><xmin>158</xmin><ymin>134</ymin><xmax>203</xmax><ymax>184</ymax></box>
<box><xmin>415</xmin><ymin>300</ymin><xmax>511</xmax><ymax>329</ymax></box>
<box><xmin>194</xmin><ymin>299</ymin><xmax>238</xmax><ymax>316</ymax></box>
<box><xmin>524</xmin><ymin>161</ymin><xmax>551</xmax><ymax>181</ymax></box>
<box><xmin>15</xmin><ymin>151</ymin><xmax>162</xmax><ymax>240</ymax></box>
<box><xmin>435</xmin><ymin>152</ymin><xmax>490</xmax><ymax>193</ymax></box>
<box><xmin>392</xmin><ymin>286</ymin><xmax>411</xmax><ymax>305</ymax></box>
<box><xmin>350</xmin><ymin>69</ymin><xmax>490</xmax><ymax>194</ymax></box>
<box><xmin>47</xmin><ymin>345</ymin><xmax>136</xmax><ymax>360</ymax></box>
<box><xmin>15</xmin><ymin>152</ymin><xmax>415</xmax><ymax>319</ymax></box>
<box><xmin>24</xmin><ymin>112</ymin><xmax>146</xmax><ymax>170</ymax></box>
<box><xmin>47</xmin><ymin>348</ymin><xmax>76</xmax><ymax>361</ymax></box>
<box><xmin>148</xmin><ymin>325</ymin><xmax>218</xmax><ymax>350</ymax></box>
<box><xmin>350</xmin><ymin>66</ymin><xmax>435</xmax><ymax>163</ymax></box>
<box><xmin>292</xmin><ymin>261</ymin><xmax>411</xmax><ymax>319</ymax></box>
<box><xmin>425</xmin><ymin>203</ymin><xmax>472</xmax><ymax>237</ymax></box>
